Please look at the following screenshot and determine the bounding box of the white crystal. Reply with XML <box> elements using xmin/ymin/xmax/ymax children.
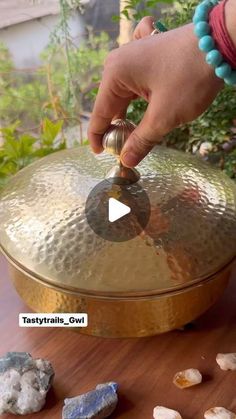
<box><xmin>173</xmin><ymin>368</ymin><xmax>202</xmax><ymax>389</ymax></box>
<box><xmin>153</xmin><ymin>406</ymin><xmax>182</xmax><ymax>419</ymax></box>
<box><xmin>199</xmin><ymin>141</ymin><xmax>213</xmax><ymax>156</ymax></box>
<box><xmin>216</xmin><ymin>353</ymin><xmax>236</xmax><ymax>371</ymax></box>
<box><xmin>0</xmin><ymin>352</ymin><xmax>54</xmax><ymax>415</ymax></box>
<box><xmin>204</xmin><ymin>407</ymin><xmax>236</xmax><ymax>419</ymax></box>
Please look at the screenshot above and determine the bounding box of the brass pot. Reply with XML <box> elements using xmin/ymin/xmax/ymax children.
<box><xmin>0</xmin><ymin>120</ymin><xmax>236</xmax><ymax>337</ymax></box>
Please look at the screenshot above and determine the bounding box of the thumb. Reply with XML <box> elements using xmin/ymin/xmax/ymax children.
<box><xmin>120</xmin><ymin>102</ymin><xmax>164</xmax><ymax>168</ymax></box>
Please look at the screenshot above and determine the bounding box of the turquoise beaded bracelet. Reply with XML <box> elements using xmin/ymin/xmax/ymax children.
<box><xmin>193</xmin><ymin>0</ymin><xmax>236</xmax><ymax>85</ymax></box>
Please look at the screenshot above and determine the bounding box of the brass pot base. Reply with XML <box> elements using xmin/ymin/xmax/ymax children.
<box><xmin>8</xmin><ymin>263</ymin><xmax>230</xmax><ymax>338</ymax></box>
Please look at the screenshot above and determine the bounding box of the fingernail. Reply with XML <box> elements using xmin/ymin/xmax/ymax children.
<box><xmin>121</xmin><ymin>151</ymin><xmax>139</xmax><ymax>168</ymax></box>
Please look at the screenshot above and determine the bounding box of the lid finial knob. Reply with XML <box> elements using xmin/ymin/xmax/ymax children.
<box><xmin>102</xmin><ymin>119</ymin><xmax>140</xmax><ymax>184</ymax></box>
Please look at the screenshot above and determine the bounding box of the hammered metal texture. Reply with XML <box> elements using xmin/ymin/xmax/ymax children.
<box><xmin>0</xmin><ymin>146</ymin><xmax>236</xmax><ymax>295</ymax></box>
<box><xmin>9</xmin><ymin>263</ymin><xmax>230</xmax><ymax>337</ymax></box>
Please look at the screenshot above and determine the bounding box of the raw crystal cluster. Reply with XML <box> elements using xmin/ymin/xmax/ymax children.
<box><xmin>62</xmin><ymin>382</ymin><xmax>118</xmax><ymax>419</ymax></box>
<box><xmin>173</xmin><ymin>368</ymin><xmax>202</xmax><ymax>389</ymax></box>
<box><xmin>0</xmin><ymin>352</ymin><xmax>54</xmax><ymax>415</ymax></box>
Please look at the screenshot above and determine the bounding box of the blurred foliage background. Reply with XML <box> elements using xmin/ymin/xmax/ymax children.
<box><xmin>0</xmin><ymin>0</ymin><xmax>235</xmax><ymax>190</ymax></box>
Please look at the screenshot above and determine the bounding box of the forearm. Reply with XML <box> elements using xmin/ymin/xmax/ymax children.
<box><xmin>225</xmin><ymin>0</ymin><xmax>236</xmax><ymax>48</ymax></box>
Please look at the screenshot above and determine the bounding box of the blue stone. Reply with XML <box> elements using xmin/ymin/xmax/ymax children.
<box><xmin>193</xmin><ymin>3</ymin><xmax>211</xmax><ymax>23</ymax></box>
<box><xmin>194</xmin><ymin>21</ymin><xmax>211</xmax><ymax>38</ymax></box>
<box><xmin>193</xmin><ymin>11</ymin><xmax>207</xmax><ymax>24</ymax></box>
<box><xmin>199</xmin><ymin>35</ymin><xmax>215</xmax><ymax>52</ymax></box>
<box><xmin>62</xmin><ymin>382</ymin><xmax>118</xmax><ymax>419</ymax></box>
<box><xmin>197</xmin><ymin>1</ymin><xmax>213</xmax><ymax>12</ymax></box>
<box><xmin>215</xmin><ymin>62</ymin><xmax>232</xmax><ymax>79</ymax></box>
<box><xmin>96</xmin><ymin>382</ymin><xmax>118</xmax><ymax>392</ymax></box>
<box><xmin>224</xmin><ymin>70</ymin><xmax>236</xmax><ymax>85</ymax></box>
<box><xmin>206</xmin><ymin>49</ymin><xmax>223</xmax><ymax>67</ymax></box>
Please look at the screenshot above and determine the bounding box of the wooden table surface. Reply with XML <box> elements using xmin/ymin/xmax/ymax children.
<box><xmin>0</xmin><ymin>254</ymin><xmax>236</xmax><ymax>419</ymax></box>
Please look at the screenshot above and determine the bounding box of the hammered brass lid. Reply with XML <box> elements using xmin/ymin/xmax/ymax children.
<box><xmin>0</xmin><ymin>145</ymin><xmax>236</xmax><ymax>296</ymax></box>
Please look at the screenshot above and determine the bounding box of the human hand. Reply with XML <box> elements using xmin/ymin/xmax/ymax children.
<box><xmin>88</xmin><ymin>19</ymin><xmax>223</xmax><ymax>168</ymax></box>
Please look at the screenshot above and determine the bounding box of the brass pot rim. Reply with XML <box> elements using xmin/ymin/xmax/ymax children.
<box><xmin>2</xmin><ymin>245</ymin><xmax>235</xmax><ymax>301</ymax></box>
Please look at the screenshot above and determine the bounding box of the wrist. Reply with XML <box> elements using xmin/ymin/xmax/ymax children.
<box><xmin>194</xmin><ymin>0</ymin><xmax>236</xmax><ymax>85</ymax></box>
<box><xmin>225</xmin><ymin>0</ymin><xmax>236</xmax><ymax>49</ymax></box>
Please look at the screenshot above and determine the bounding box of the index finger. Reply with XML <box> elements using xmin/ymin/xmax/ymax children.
<box><xmin>88</xmin><ymin>78</ymin><xmax>135</xmax><ymax>154</ymax></box>
<box><xmin>133</xmin><ymin>16</ymin><xmax>154</xmax><ymax>40</ymax></box>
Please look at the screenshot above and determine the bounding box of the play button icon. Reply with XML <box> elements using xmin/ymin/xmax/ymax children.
<box><xmin>85</xmin><ymin>178</ymin><xmax>150</xmax><ymax>242</ymax></box>
<box><xmin>108</xmin><ymin>198</ymin><xmax>131</xmax><ymax>223</ymax></box>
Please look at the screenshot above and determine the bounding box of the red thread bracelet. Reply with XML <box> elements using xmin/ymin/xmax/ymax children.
<box><xmin>209</xmin><ymin>0</ymin><xmax>236</xmax><ymax>69</ymax></box>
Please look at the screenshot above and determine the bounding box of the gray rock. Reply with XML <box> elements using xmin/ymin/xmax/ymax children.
<box><xmin>0</xmin><ymin>352</ymin><xmax>54</xmax><ymax>415</ymax></box>
<box><xmin>62</xmin><ymin>382</ymin><xmax>118</xmax><ymax>419</ymax></box>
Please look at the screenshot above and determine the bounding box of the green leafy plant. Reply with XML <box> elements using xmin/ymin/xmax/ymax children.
<box><xmin>0</xmin><ymin>118</ymin><xmax>66</xmax><ymax>189</ymax></box>
<box><xmin>127</xmin><ymin>99</ymin><xmax>148</xmax><ymax>124</ymax></box>
<box><xmin>41</xmin><ymin>30</ymin><xmax>111</xmax><ymax>118</ymax></box>
<box><xmin>49</xmin><ymin>0</ymin><xmax>85</xmax><ymax>125</ymax></box>
<box><xmin>164</xmin><ymin>87</ymin><xmax>236</xmax><ymax>177</ymax></box>
<box><xmin>163</xmin><ymin>0</ymin><xmax>198</xmax><ymax>26</ymax></box>
<box><xmin>0</xmin><ymin>75</ymin><xmax>48</xmax><ymax>127</ymax></box>
<box><xmin>162</xmin><ymin>0</ymin><xmax>236</xmax><ymax>178</ymax></box>
<box><xmin>0</xmin><ymin>42</ymin><xmax>13</xmax><ymax>84</ymax></box>
<box><xmin>112</xmin><ymin>0</ymin><xmax>173</xmax><ymax>22</ymax></box>
<box><xmin>0</xmin><ymin>0</ymin><xmax>112</xmax><ymax>187</ymax></box>
<box><xmin>0</xmin><ymin>30</ymin><xmax>110</xmax><ymax>134</ymax></box>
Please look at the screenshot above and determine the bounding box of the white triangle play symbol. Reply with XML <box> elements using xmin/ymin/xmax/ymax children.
<box><xmin>108</xmin><ymin>198</ymin><xmax>131</xmax><ymax>223</ymax></box>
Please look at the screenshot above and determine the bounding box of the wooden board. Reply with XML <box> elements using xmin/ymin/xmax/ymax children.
<box><xmin>0</xmin><ymin>254</ymin><xmax>236</xmax><ymax>419</ymax></box>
